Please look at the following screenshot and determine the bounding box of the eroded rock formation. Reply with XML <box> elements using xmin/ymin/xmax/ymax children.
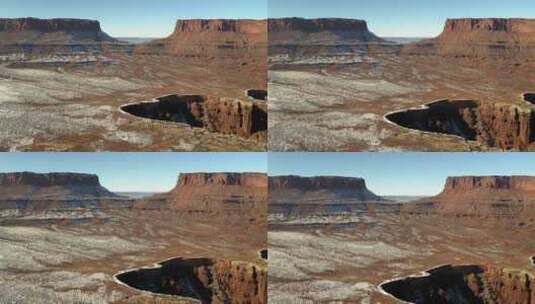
<box><xmin>404</xmin><ymin>176</ymin><xmax>535</xmax><ymax>217</ymax></box>
<box><xmin>380</xmin><ymin>264</ymin><xmax>535</xmax><ymax>304</ymax></box>
<box><xmin>115</xmin><ymin>257</ymin><xmax>267</xmax><ymax>304</ymax></box>
<box><xmin>403</xmin><ymin>18</ymin><xmax>535</xmax><ymax>60</ymax></box>
<box><xmin>0</xmin><ymin>17</ymin><xmax>121</xmax><ymax>55</ymax></box>
<box><xmin>269</xmin><ymin>176</ymin><xmax>386</xmax><ymax>216</ymax></box>
<box><xmin>137</xmin><ymin>173</ymin><xmax>267</xmax><ymax>217</ymax></box>
<box><xmin>120</xmin><ymin>94</ymin><xmax>267</xmax><ymax>139</ymax></box>
<box><xmin>385</xmin><ymin>99</ymin><xmax>535</xmax><ymax>150</ymax></box>
<box><xmin>0</xmin><ymin>172</ymin><xmax>126</xmax><ymax>211</ymax></box>
<box><xmin>136</xmin><ymin>19</ymin><xmax>267</xmax><ymax>61</ymax></box>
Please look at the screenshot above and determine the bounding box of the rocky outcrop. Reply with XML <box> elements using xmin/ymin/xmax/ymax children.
<box><xmin>403</xmin><ymin>18</ymin><xmax>535</xmax><ymax>60</ymax></box>
<box><xmin>380</xmin><ymin>264</ymin><xmax>535</xmax><ymax>304</ymax></box>
<box><xmin>120</xmin><ymin>94</ymin><xmax>267</xmax><ymax>140</ymax></box>
<box><xmin>385</xmin><ymin>99</ymin><xmax>535</xmax><ymax>150</ymax></box>
<box><xmin>115</xmin><ymin>257</ymin><xmax>267</xmax><ymax>304</ymax></box>
<box><xmin>269</xmin><ymin>176</ymin><xmax>385</xmax><ymax>216</ymax></box>
<box><xmin>137</xmin><ymin>173</ymin><xmax>267</xmax><ymax>216</ymax></box>
<box><xmin>0</xmin><ymin>17</ymin><xmax>122</xmax><ymax>55</ymax></box>
<box><xmin>0</xmin><ymin>172</ymin><xmax>126</xmax><ymax>211</ymax></box>
<box><xmin>136</xmin><ymin>19</ymin><xmax>267</xmax><ymax>61</ymax></box>
<box><xmin>404</xmin><ymin>176</ymin><xmax>535</xmax><ymax>216</ymax></box>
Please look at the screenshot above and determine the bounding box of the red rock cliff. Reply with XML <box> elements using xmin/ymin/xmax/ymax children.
<box><xmin>269</xmin><ymin>175</ymin><xmax>368</xmax><ymax>191</ymax></box>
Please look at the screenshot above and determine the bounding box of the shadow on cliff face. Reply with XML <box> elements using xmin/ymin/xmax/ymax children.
<box><xmin>380</xmin><ymin>264</ymin><xmax>535</xmax><ymax>304</ymax></box>
<box><xmin>115</xmin><ymin>257</ymin><xmax>267</xmax><ymax>304</ymax></box>
<box><xmin>120</xmin><ymin>95</ymin><xmax>267</xmax><ymax>139</ymax></box>
<box><xmin>525</xmin><ymin>93</ymin><xmax>535</xmax><ymax>105</ymax></box>
<box><xmin>259</xmin><ymin>249</ymin><xmax>267</xmax><ymax>260</ymax></box>
<box><xmin>385</xmin><ymin>99</ymin><xmax>535</xmax><ymax>150</ymax></box>
<box><xmin>246</xmin><ymin>89</ymin><xmax>267</xmax><ymax>101</ymax></box>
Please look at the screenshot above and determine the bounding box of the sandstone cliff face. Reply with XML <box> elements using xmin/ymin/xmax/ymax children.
<box><xmin>404</xmin><ymin>176</ymin><xmax>535</xmax><ymax>216</ymax></box>
<box><xmin>403</xmin><ymin>18</ymin><xmax>535</xmax><ymax>60</ymax></box>
<box><xmin>137</xmin><ymin>173</ymin><xmax>267</xmax><ymax>216</ymax></box>
<box><xmin>121</xmin><ymin>95</ymin><xmax>267</xmax><ymax>140</ymax></box>
<box><xmin>386</xmin><ymin>99</ymin><xmax>535</xmax><ymax>150</ymax></box>
<box><xmin>116</xmin><ymin>257</ymin><xmax>267</xmax><ymax>304</ymax></box>
<box><xmin>381</xmin><ymin>264</ymin><xmax>535</xmax><ymax>304</ymax></box>
<box><xmin>0</xmin><ymin>172</ymin><xmax>122</xmax><ymax>210</ymax></box>
<box><xmin>136</xmin><ymin>19</ymin><xmax>267</xmax><ymax>61</ymax></box>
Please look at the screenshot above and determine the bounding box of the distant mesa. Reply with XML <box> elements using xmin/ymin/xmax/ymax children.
<box><xmin>135</xmin><ymin>19</ymin><xmax>267</xmax><ymax>60</ymax></box>
<box><xmin>0</xmin><ymin>172</ymin><xmax>126</xmax><ymax>211</ymax></box>
<box><xmin>403</xmin><ymin>18</ymin><xmax>535</xmax><ymax>60</ymax></box>
<box><xmin>269</xmin><ymin>175</ymin><xmax>384</xmax><ymax>205</ymax></box>
<box><xmin>0</xmin><ymin>17</ymin><xmax>124</xmax><ymax>56</ymax></box>
<box><xmin>404</xmin><ymin>176</ymin><xmax>535</xmax><ymax>216</ymax></box>
<box><xmin>136</xmin><ymin>172</ymin><xmax>267</xmax><ymax>214</ymax></box>
<box><xmin>268</xmin><ymin>18</ymin><xmax>388</xmax><ymax>45</ymax></box>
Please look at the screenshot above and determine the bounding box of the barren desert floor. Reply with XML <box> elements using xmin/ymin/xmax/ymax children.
<box><xmin>268</xmin><ymin>213</ymin><xmax>535</xmax><ymax>303</ymax></box>
<box><xmin>0</xmin><ymin>53</ymin><xmax>267</xmax><ymax>151</ymax></box>
<box><xmin>269</xmin><ymin>53</ymin><xmax>535</xmax><ymax>151</ymax></box>
<box><xmin>0</xmin><ymin>209</ymin><xmax>267</xmax><ymax>304</ymax></box>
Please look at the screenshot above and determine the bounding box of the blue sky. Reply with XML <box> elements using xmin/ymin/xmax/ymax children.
<box><xmin>0</xmin><ymin>153</ymin><xmax>267</xmax><ymax>192</ymax></box>
<box><xmin>0</xmin><ymin>0</ymin><xmax>267</xmax><ymax>37</ymax></box>
<box><xmin>269</xmin><ymin>153</ymin><xmax>535</xmax><ymax>196</ymax></box>
<box><xmin>269</xmin><ymin>0</ymin><xmax>535</xmax><ymax>37</ymax></box>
